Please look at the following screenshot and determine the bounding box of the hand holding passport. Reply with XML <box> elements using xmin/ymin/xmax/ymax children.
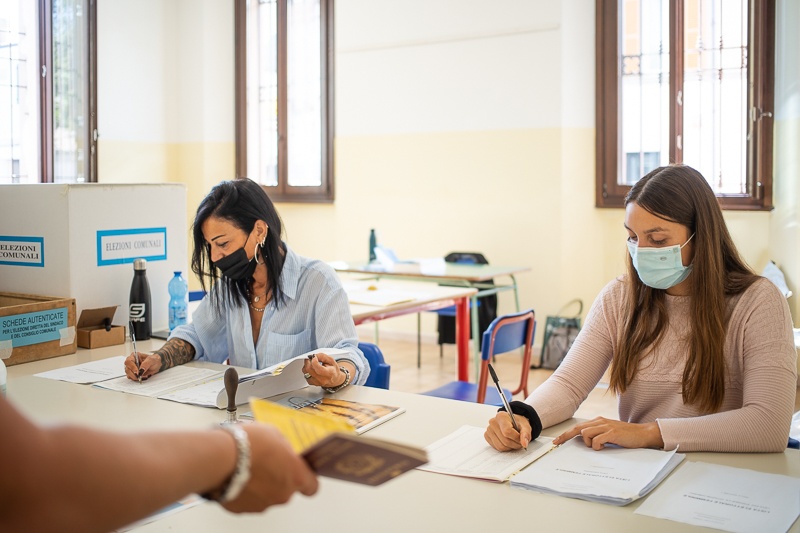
<box><xmin>249</xmin><ymin>398</ymin><xmax>427</xmax><ymax>486</ymax></box>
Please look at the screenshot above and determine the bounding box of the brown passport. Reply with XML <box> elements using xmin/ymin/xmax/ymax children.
<box><xmin>302</xmin><ymin>432</ymin><xmax>428</xmax><ymax>486</ymax></box>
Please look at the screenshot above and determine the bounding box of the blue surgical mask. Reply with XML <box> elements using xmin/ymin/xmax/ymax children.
<box><xmin>627</xmin><ymin>234</ymin><xmax>695</xmax><ymax>290</ymax></box>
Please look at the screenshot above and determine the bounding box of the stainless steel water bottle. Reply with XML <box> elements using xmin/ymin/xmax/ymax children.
<box><xmin>129</xmin><ymin>258</ymin><xmax>152</xmax><ymax>340</ymax></box>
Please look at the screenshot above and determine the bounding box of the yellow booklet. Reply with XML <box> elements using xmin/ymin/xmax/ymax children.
<box><xmin>250</xmin><ymin>398</ymin><xmax>427</xmax><ymax>486</ymax></box>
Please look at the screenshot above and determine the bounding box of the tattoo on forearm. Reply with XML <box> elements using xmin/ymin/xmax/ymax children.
<box><xmin>155</xmin><ymin>338</ymin><xmax>195</xmax><ymax>371</ymax></box>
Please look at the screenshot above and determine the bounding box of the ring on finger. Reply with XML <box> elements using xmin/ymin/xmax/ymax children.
<box><xmin>304</xmin><ymin>372</ymin><xmax>312</xmax><ymax>380</ymax></box>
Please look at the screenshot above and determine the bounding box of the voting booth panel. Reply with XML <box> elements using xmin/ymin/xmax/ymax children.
<box><xmin>0</xmin><ymin>184</ymin><xmax>187</xmax><ymax>335</ymax></box>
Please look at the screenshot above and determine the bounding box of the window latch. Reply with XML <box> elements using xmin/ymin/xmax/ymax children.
<box><xmin>750</xmin><ymin>107</ymin><xmax>773</xmax><ymax>121</ymax></box>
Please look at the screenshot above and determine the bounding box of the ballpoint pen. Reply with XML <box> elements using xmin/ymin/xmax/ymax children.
<box><xmin>488</xmin><ymin>363</ymin><xmax>524</xmax><ymax>447</ymax></box>
<box><xmin>130</xmin><ymin>322</ymin><xmax>142</xmax><ymax>384</ymax></box>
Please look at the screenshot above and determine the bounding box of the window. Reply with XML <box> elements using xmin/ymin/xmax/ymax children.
<box><xmin>0</xmin><ymin>0</ymin><xmax>96</xmax><ymax>184</ymax></box>
<box><xmin>596</xmin><ymin>0</ymin><xmax>774</xmax><ymax>209</ymax></box>
<box><xmin>235</xmin><ymin>0</ymin><xmax>334</xmax><ymax>202</ymax></box>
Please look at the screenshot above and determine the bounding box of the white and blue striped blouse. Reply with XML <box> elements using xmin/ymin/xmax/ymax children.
<box><xmin>169</xmin><ymin>244</ymin><xmax>369</xmax><ymax>385</ymax></box>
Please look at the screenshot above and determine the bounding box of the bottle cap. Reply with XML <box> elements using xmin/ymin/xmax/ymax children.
<box><xmin>133</xmin><ymin>258</ymin><xmax>147</xmax><ymax>270</ymax></box>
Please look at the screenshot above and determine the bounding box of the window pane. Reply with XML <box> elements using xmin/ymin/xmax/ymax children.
<box><xmin>286</xmin><ymin>0</ymin><xmax>321</xmax><ymax>187</ymax></box>
<box><xmin>247</xmin><ymin>0</ymin><xmax>278</xmax><ymax>186</ymax></box>
<box><xmin>618</xmin><ymin>0</ymin><xmax>670</xmax><ymax>185</ymax></box>
<box><xmin>0</xmin><ymin>0</ymin><xmax>40</xmax><ymax>184</ymax></box>
<box><xmin>682</xmin><ymin>0</ymin><xmax>747</xmax><ymax>194</ymax></box>
<box><xmin>53</xmin><ymin>0</ymin><xmax>89</xmax><ymax>183</ymax></box>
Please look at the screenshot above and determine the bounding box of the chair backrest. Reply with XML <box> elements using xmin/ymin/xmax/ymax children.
<box><xmin>358</xmin><ymin>342</ymin><xmax>391</xmax><ymax>389</ymax></box>
<box><xmin>475</xmin><ymin>309</ymin><xmax>536</xmax><ymax>403</ymax></box>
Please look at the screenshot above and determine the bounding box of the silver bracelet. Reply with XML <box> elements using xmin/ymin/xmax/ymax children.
<box><xmin>204</xmin><ymin>424</ymin><xmax>251</xmax><ymax>503</ymax></box>
<box><xmin>323</xmin><ymin>365</ymin><xmax>351</xmax><ymax>393</ymax></box>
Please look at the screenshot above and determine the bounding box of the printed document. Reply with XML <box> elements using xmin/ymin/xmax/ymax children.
<box><xmin>34</xmin><ymin>355</ymin><xmax>127</xmax><ymax>384</ymax></box>
<box><xmin>418</xmin><ymin>425</ymin><xmax>555</xmax><ymax>482</ymax></box>
<box><xmin>635</xmin><ymin>461</ymin><xmax>800</xmax><ymax>533</ymax></box>
<box><xmin>510</xmin><ymin>437</ymin><xmax>684</xmax><ymax>505</ymax></box>
<box><xmin>93</xmin><ymin>366</ymin><xmax>221</xmax><ymax>397</ymax></box>
<box><xmin>92</xmin><ymin>348</ymin><xmax>343</xmax><ymax>408</ymax></box>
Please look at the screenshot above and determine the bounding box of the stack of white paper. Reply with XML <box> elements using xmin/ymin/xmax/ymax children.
<box><xmin>635</xmin><ymin>461</ymin><xmax>800</xmax><ymax>533</ymax></box>
<box><xmin>510</xmin><ymin>438</ymin><xmax>685</xmax><ymax>506</ymax></box>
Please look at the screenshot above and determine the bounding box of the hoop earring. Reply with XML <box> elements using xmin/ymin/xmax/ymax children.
<box><xmin>254</xmin><ymin>241</ymin><xmax>264</xmax><ymax>265</ymax></box>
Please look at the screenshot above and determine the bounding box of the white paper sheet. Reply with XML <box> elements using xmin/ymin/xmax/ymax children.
<box><xmin>418</xmin><ymin>425</ymin><xmax>555</xmax><ymax>482</ymax></box>
<box><xmin>93</xmin><ymin>366</ymin><xmax>222</xmax><ymax>397</ymax></box>
<box><xmin>510</xmin><ymin>437</ymin><xmax>684</xmax><ymax>505</ymax></box>
<box><xmin>34</xmin><ymin>355</ymin><xmax>127</xmax><ymax>384</ymax></box>
<box><xmin>635</xmin><ymin>461</ymin><xmax>800</xmax><ymax>533</ymax></box>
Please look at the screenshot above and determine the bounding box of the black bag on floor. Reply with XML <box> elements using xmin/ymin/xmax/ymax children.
<box><xmin>534</xmin><ymin>299</ymin><xmax>583</xmax><ymax>370</ymax></box>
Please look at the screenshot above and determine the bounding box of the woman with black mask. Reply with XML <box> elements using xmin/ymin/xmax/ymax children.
<box><xmin>124</xmin><ymin>178</ymin><xmax>368</xmax><ymax>391</ymax></box>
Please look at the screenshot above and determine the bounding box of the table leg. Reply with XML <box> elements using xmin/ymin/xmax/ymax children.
<box><xmin>455</xmin><ymin>296</ymin><xmax>470</xmax><ymax>382</ymax></box>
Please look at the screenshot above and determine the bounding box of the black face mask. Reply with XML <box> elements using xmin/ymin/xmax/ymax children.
<box><xmin>214</xmin><ymin>247</ymin><xmax>257</xmax><ymax>281</ymax></box>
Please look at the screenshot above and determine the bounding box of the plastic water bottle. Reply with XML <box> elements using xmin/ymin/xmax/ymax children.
<box><xmin>369</xmin><ymin>229</ymin><xmax>377</xmax><ymax>263</ymax></box>
<box><xmin>129</xmin><ymin>258</ymin><xmax>152</xmax><ymax>340</ymax></box>
<box><xmin>168</xmin><ymin>271</ymin><xmax>188</xmax><ymax>331</ymax></box>
<box><xmin>0</xmin><ymin>357</ymin><xmax>7</xmax><ymax>397</ymax></box>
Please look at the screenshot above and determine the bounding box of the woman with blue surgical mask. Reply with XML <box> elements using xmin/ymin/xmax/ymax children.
<box><xmin>123</xmin><ymin>178</ymin><xmax>369</xmax><ymax>393</ymax></box>
<box><xmin>485</xmin><ymin>165</ymin><xmax>796</xmax><ymax>454</ymax></box>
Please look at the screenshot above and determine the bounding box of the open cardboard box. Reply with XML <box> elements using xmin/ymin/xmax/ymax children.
<box><xmin>0</xmin><ymin>292</ymin><xmax>77</xmax><ymax>366</ymax></box>
<box><xmin>77</xmin><ymin>306</ymin><xmax>126</xmax><ymax>349</ymax></box>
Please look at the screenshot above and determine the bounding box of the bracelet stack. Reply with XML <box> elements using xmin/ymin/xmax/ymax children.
<box><xmin>201</xmin><ymin>424</ymin><xmax>251</xmax><ymax>503</ymax></box>
<box><xmin>323</xmin><ymin>365</ymin><xmax>351</xmax><ymax>393</ymax></box>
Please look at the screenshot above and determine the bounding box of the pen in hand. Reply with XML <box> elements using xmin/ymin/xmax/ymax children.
<box><xmin>488</xmin><ymin>363</ymin><xmax>525</xmax><ymax>449</ymax></box>
<box><xmin>129</xmin><ymin>322</ymin><xmax>141</xmax><ymax>384</ymax></box>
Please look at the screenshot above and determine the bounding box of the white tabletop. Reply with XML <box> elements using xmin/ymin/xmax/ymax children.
<box><xmin>7</xmin><ymin>347</ymin><xmax>800</xmax><ymax>533</ymax></box>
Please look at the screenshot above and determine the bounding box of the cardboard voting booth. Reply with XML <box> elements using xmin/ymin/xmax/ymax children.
<box><xmin>0</xmin><ymin>184</ymin><xmax>188</xmax><ymax>336</ymax></box>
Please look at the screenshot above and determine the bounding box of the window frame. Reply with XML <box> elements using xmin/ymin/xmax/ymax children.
<box><xmin>595</xmin><ymin>0</ymin><xmax>775</xmax><ymax>210</ymax></box>
<box><xmin>34</xmin><ymin>0</ymin><xmax>98</xmax><ymax>183</ymax></box>
<box><xmin>234</xmin><ymin>0</ymin><xmax>335</xmax><ymax>203</ymax></box>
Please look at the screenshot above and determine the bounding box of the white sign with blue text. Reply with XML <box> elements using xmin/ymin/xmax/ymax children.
<box><xmin>96</xmin><ymin>228</ymin><xmax>168</xmax><ymax>266</ymax></box>
<box><xmin>0</xmin><ymin>236</ymin><xmax>45</xmax><ymax>267</ymax></box>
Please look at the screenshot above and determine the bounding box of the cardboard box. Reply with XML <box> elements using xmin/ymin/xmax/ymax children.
<box><xmin>77</xmin><ymin>306</ymin><xmax>126</xmax><ymax>349</ymax></box>
<box><xmin>0</xmin><ymin>183</ymin><xmax>187</xmax><ymax>331</ymax></box>
<box><xmin>0</xmin><ymin>292</ymin><xmax>77</xmax><ymax>366</ymax></box>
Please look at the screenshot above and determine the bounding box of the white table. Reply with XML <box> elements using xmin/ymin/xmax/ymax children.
<box><xmin>7</xmin><ymin>346</ymin><xmax>800</xmax><ymax>533</ymax></box>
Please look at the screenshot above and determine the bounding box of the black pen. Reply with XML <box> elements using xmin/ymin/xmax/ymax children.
<box><xmin>488</xmin><ymin>363</ymin><xmax>523</xmax><ymax>444</ymax></box>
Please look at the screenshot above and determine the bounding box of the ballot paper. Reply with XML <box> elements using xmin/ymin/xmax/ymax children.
<box><xmin>509</xmin><ymin>437</ymin><xmax>685</xmax><ymax>506</ymax></box>
<box><xmin>634</xmin><ymin>461</ymin><xmax>800</xmax><ymax>533</ymax></box>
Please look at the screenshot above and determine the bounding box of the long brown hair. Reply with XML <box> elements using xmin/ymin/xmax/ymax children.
<box><xmin>609</xmin><ymin>165</ymin><xmax>758</xmax><ymax>413</ymax></box>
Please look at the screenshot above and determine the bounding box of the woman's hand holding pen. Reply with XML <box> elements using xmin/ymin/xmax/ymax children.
<box><xmin>124</xmin><ymin>352</ymin><xmax>162</xmax><ymax>381</ymax></box>
<box><xmin>485</xmin><ymin>411</ymin><xmax>533</xmax><ymax>451</ymax></box>
<box><xmin>553</xmin><ymin>417</ymin><xmax>664</xmax><ymax>450</ymax></box>
<box><xmin>301</xmin><ymin>352</ymin><xmax>348</xmax><ymax>389</ymax></box>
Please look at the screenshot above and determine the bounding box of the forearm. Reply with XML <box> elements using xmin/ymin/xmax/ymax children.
<box><xmin>1</xmin><ymin>404</ymin><xmax>235</xmax><ymax>533</ymax></box>
<box><xmin>154</xmin><ymin>337</ymin><xmax>196</xmax><ymax>371</ymax></box>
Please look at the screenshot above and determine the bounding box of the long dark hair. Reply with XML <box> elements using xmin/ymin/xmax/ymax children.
<box><xmin>191</xmin><ymin>178</ymin><xmax>286</xmax><ymax>315</ymax></box>
<box><xmin>610</xmin><ymin>165</ymin><xmax>758</xmax><ymax>413</ymax></box>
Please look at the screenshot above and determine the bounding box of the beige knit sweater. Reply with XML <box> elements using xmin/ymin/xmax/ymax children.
<box><xmin>527</xmin><ymin>277</ymin><xmax>797</xmax><ymax>452</ymax></box>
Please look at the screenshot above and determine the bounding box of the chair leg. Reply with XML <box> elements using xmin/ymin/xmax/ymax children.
<box><xmin>439</xmin><ymin>342</ymin><xmax>443</xmax><ymax>359</ymax></box>
<box><xmin>417</xmin><ymin>313</ymin><xmax>421</xmax><ymax>369</ymax></box>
